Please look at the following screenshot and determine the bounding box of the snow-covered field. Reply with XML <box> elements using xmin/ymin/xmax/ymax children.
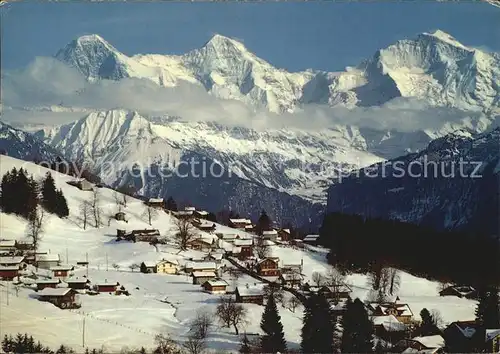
<box><xmin>0</xmin><ymin>155</ymin><xmax>477</xmax><ymax>352</ymax></box>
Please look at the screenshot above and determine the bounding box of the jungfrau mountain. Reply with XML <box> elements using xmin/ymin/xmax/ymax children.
<box><xmin>55</xmin><ymin>30</ymin><xmax>500</xmax><ymax>114</ymax></box>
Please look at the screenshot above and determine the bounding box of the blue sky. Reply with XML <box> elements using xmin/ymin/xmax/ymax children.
<box><xmin>1</xmin><ymin>1</ymin><xmax>499</xmax><ymax>72</ymax></box>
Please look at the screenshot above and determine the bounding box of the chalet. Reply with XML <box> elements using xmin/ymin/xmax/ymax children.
<box><xmin>194</xmin><ymin>210</ymin><xmax>209</xmax><ymax>219</ymax></box>
<box><xmin>291</xmin><ymin>239</ymin><xmax>304</xmax><ymax>248</ymax></box>
<box><xmin>37</xmin><ymin>287</ymin><xmax>78</xmax><ymax>309</ymax></box>
<box><xmin>187</xmin><ymin>238</ymin><xmax>213</xmax><ymax>251</ymax></box>
<box><xmin>372</xmin><ymin>315</ymin><xmax>408</xmax><ymax>343</ymax></box>
<box><xmin>235</xmin><ymin>284</ymin><xmax>265</xmax><ymax>305</ymax></box>
<box><xmin>442</xmin><ymin>320</ymin><xmax>480</xmax><ymax>353</ymax></box>
<box><xmin>156</xmin><ymin>259</ymin><xmax>179</xmax><ymax>274</ymax></box>
<box><xmin>279</xmin><ymin>271</ymin><xmax>303</xmax><ymax>288</ymax></box>
<box><xmin>76</xmin><ymin>261</ymin><xmax>89</xmax><ymax>267</ymax></box>
<box><xmin>281</xmin><ymin>262</ymin><xmax>303</xmax><ymax>274</ymax></box>
<box><xmin>439</xmin><ymin>285</ymin><xmax>477</xmax><ymax>299</ymax></box>
<box><xmin>35</xmin><ymin>254</ymin><xmax>60</xmax><ymax>269</ymax></box>
<box><xmin>0</xmin><ymin>240</ymin><xmax>17</xmax><ymax>252</ymax></box>
<box><xmin>67</xmin><ymin>179</ymin><xmax>93</xmax><ymax>191</ymax></box>
<box><xmin>184</xmin><ymin>206</ymin><xmax>196</xmax><ymax>212</ymax></box>
<box><xmin>172</xmin><ymin>210</ymin><xmax>194</xmax><ymax>219</ymax></box>
<box><xmin>486</xmin><ymin>329</ymin><xmax>500</xmax><ymax>353</ymax></box>
<box><xmin>16</xmin><ymin>239</ymin><xmax>34</xmax><ymax>251</ymax></box>
<box><xmin>147</xmin><ymin>198</ymin><xmax>164</xmax><ymax>208</ymax></box>
<box><xmin>203</xmin><ymin>253</ymin><xmax>223</xmax><ymax>263</ymax></box>
<box><xmin>229</xmin><ymin>218</ymin><xmax>252</xmax><ymax>229</ymax></box>
<box><xmin>234</xmin><ymin>239</ymin><xmax>253</xmax><ymax>259</ymax></box>
<box><xmin>277</xmin><ymin>229</ymin><xmax>291</xmax><ymax>242</ymax></box>
<box><xmin>217</xmin><ymin>233</ymin><xmax>237</xmax><ymax>243</ymax></box>
<box><xmin>202</xmin><ymin>279</ymin><xmax>228</xmax><ymax>294</ymax></box>
<box><xmin>0</xmin><ymin>266</ymin><xmax>19</xmax><ymax>280</ymax></box>
<box><xmin>141</xmin><ymin>261</ymin><xmax>157</xmax><ymax>273</ymax></box>
<box><xmin>94</xmin><ymin>282</ymin><xmax>119</xmax><ymax>293</ymax></box>
<box><xmin>244</xmin><ymin>224</ymin><xmax>255</xmax><ymax>233</ymax></box>
<box><xmin>262</xmin><ymin>230</ymin><xmax>278</xmax><ymax>242</ymax></box>
<box><xmin>367</xmin><ymin>301</ymin><xmax>413</xmax><ymax>324</ymax></box>
<box><xmin>65</xmin><ymin>278</ymin><xmax>91</xmax><ymax>290</ymax></box>
<box><xmin>303</xmin><ymin>234</ymin><xmax>320</xmax><ymax>245</ymax></box>
<box><xmin>36</xmin><ymin>279</ymin><xmax>61</xmax><ymax>291</ymax></box>
<box><xmin>317</xmin><ymin>284</ymin><xmax>352</xmax><ymax>300</ymax></box>
<box><xmin>192</xmin><ymin>220</ymin><xmax>217</xmax><ymax>232</ymax></box>
<box><xmin>192</xmin><ymin>271</ymin><xmax>216</xmax><ymax>285</ymax></box>
<box><xmin>131</xmin><ymin>229</ymin><xmax>160</xmax><ymax>242</ymax></box>
<box><xmin>395</xmin><ymin>335</ymin><xmax>445</xmax><ymax>353</ymax></box>
<box><xmin>256</xmin><ymin>257</ymin><xmax>280</xmax><ymax>277</ymax></box>
<box><xmin>185</xmin><ymin>261</ymin><xmax>217</xmax><ymax>274</ymax></box>
<box><xmin>114</xmin><ymin>212</ymin><xmax>127</xmax><ymax>221</ymax></box>
<box><xmin>51</xmin><ymin>265</ymin><xmax>74</xmax><ymax>278</ymax></box>
<box><xmin>0</xmin><ymin>256</ymin><xmax>24</xmax><ymax>268</ymax></box>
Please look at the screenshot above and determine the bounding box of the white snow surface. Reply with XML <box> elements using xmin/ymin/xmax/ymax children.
<box><xmin>0</xmin><ymin>156</ymin><xmax>478</xmax><ymax>352</ymax></box>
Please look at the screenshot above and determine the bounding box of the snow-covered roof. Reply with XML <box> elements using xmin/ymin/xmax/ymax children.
<box><xmin>195</xmin><ymin>210</ymin><xmax>208</xmax><ymax>215</ymax></box>
<box><xmin>0</xmin><ymin>256</ymin><xmax>24</xmax><ymax>264</ymax></box>
<box><xmin>303</xmin><ymin>234</ymin><xmax>320</xmax><ymax>241</ymax></box>
<box><xmin>204</xmin><ymin>279</ymin><xmax>228</xmax><ymax>287</ymax></box>
<box><xmin>237</xmin><ymin>285</ymin><xmax>265</xmax><ymax>297</ymax></box>
<box><xmin>148</xmin><ymin>198</ymin><xmax>163</xmax><ymax>203</ymax></box>
<box><xmin>95</xmin><ymin>282</ymin><xmax>118</xmax><ymax>287</ymax></box>
<box><xmin>36</xmin><ymin>279</ymin><xmax>61</xmax><ymax>284</ymax></box>
<box><xmin>262</xmin><ymin>230</ymin><xmax>278</xmax><ymax>236</ymax></box>
<box><xmin>174</xmin><ymin>210</ymin><xmax>193</xmax><ymax>216</ymax></box>
<box><xmin>280</xmin><ymin>272</ymin><xmax>303</xmax><ymax>281</ymax></box>
<box><xmin>371</xmin><ymin>302</ymin><xmax>413</xmax><ymax>317</ymax></box>
<box><xmin>232</xmin><ymin>246</ymin><xmax>242</xmax><ymax>253</ymax></box>
<box><xmin>411</xmin><ymin>335</ymin><xmax>445</xmax><ymax>349</ymax></box>
<box><xmin>50</xmin><ymin>265</ymin><xmax>73</xmax><ymax>271</ymax></box>
<box><xmin>184</xmin><ymin>206</ymin><xmax>196</xmax><ymax>211</ymax></box>
<box><xmin>234</xmin><ymin>239</ymin><xmax>252</xmax><ymax>246</ymax></box>
<box><xmin>372</xmin><ymin>315</ymin><xmax>406</xmax><ymax>332</ymax></box>
<box><xmin>38</xmin><ymin>288</ymin><xmax>73</xmax><ymax>297</ymax></box>
<box><xmin>244</xmin><ymin>225</ymin><xmax>254</xmax><ymax>229</ymax></box>
<box><xmin>143</xmin><ymin>261</ymin><xmax>156</xmax><ymax>268</ymax></box>
<box><xmin>65</xmin><ymin>278</ymin><xmax>89</xmax><ymax>284</ymax></box>
<box><xmin>206</xmin><ymin>253</ymin><xmax>223</xmax><ymax>261</ymax></box>
<box><xmin>220</xmin><ymin>234</ymin><xmax>237</xmax><ymax>240</ymax></box>
<box><xmin>0</xmin><ymin>240</ymin><xmax>16</xmax><ymax>247</ymax></box>
<box><xmin>486</xmin><ymin>329</ymin><xmax>500</xmax><ymax>341</ymax></box>
<box><xmin>279</xmin><ymin>229</ymin><xmax>290</xmax><ymax>234</ymax></box>
<box><xmin>157</xmin><ymin>259</ymin><xmax>178</xmax><ymax>266</ymax></box>
<box><xmin>192</xmin><ymin>271</ymin><xmax>216</xmax><ymax>278</ymax></box>
<box><xmin>36</xmin><ymin>254</ymin><xmax>60</xmax><ymax>262</ymax></box>
<box><xmin>229</xmin><ymin>218</ymin><xmax>252</xmax><ymax>224</ymax></box>
<box><xmin>330</xmin><ymin>301</ymin><xmax>347</xmax><ymax>311</ymax></box>
<box><xmin>0</xmin><ymin>266</ymin><xmax>19</xmax><ymax>271</ymax></box>
<box><xmin>186</xmin><ymin>262</ymin><xmax>216</xmax><ymax>270</ymax></box>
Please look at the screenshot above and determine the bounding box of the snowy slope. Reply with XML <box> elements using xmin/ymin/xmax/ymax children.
<box><xmin>55</xmin><ymin>31</ymin><xmax>500</xmax><ymax>114</ymax></box>
<box><xmin>0</xmin><ymin>156</ymin><xmax>478</xmax><ymax>352</ymax></box>
<box><xmin>326</xmin><ymin>128</ymin><xmax>500</xmax><ymax>233</ymax></box>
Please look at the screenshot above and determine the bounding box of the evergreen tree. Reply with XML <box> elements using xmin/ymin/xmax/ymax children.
<box><xmin>55</xmin><ymin>189</ymin><xmax>70</xmax><ymax>217</ymax></box>
<box><xmin>475</xmin><ymin>286</ymin><xmax>500</xmax><ymax>328</ymax></box>
<box><xmin>165</xmin><ymin>196</ymin><xmax>178</xmax><ymax>211</ymax></box>
<box><xmin>41</xmin><ymin>172</ymin><xmax>58</xmax><ymax>213</ymax></box>
<box><xmin>206</xmin><ymin>212</ymin><xmax>217</xmax><ymax>223</ymax></box>
<box><xmin>260</xmin><ymin>293</ymin><xmax>287</xmax><ymax>353</ymax></box>
<box><xmin>341</xmin><ymin>298</ymin><xmax>374</xmax><ymax>353</ymax></box>
<box><xmin>301</xmin><ymin>293</ymin><xmax>336</xmax><ymax>353</ymax></box>
<box><xmin>417</xmin><ymin>308</ymin><xmax>440</xmax><ymax>336</ymax></box>
<box><xmin>239</xmin><ymin>333</ymin><xmax>252</xmax><ymax>354</ymax></box>
<box><xmin>256</xmin><ymin>210</ymin><xmax>272</xmax><ymax>235</ymax></box>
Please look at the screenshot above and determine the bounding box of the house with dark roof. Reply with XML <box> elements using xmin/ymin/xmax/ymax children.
<box><xmin>235</xmin><ymin>284</ymin><xmax>265</xmax><ymax>305</ymax></box>
<box><xmin>439</xmin><ymin>285</ymin><xmax>477</xmax><ymax>299</ymax></box>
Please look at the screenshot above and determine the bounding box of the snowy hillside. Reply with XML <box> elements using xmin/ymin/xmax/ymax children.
<box><xmin>0</xmin><ymin>156</ymin><xmax>478</xmax><ymax>352</ymax></box>
<box><xmin>55</xmin><ymin>31</ymin><xmax>500</xmax><ymax>114</ymax></box>
<box><xmin>327</xmin><ymin>128</ymin><xmax>500</xmax><ymax>234</ymax></box>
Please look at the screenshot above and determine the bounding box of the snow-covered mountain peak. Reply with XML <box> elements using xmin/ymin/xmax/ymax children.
<box><xmin>421</xmin><ymin>29</ymin><xmax>468</xmax><ymax>49</ymax></box>
<box><xmin>202</xmin><ymin>34</ymin><xmax>247</xmax><ymax>52</ymax></box>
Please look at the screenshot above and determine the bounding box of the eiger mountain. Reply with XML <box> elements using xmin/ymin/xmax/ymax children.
<box><xmin>326</xmin><ymin>128</ymin><xmax>500</xmax><ymax>234</ymax></box>
<box><xmin>55</xmin><ymin>30</ymin><xmax>500</xmax><ymax>114</ymax></box>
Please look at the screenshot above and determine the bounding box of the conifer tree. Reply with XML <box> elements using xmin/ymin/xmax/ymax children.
<box><xmin>55</xmin><ymin>189</ymin><xmax>70</xmax><ymax>217</ymax></box>
<box><xmin>301</xmin><ymin>293</ymin><xmax>336</xmax><ymax>353</ymax></box>
<box><xmin>260</xmin><ymin>293</ymin><xmax>287</xmax><ymax>353</ymax></box>
<box><xmin>341</xmin><ymin>298</ymin><xmax>374</xmax><ymax>353</ymax></box>
<box><xmin>41</xmin><ymin>172</ymin><xmax>58</xmax><ymax>213</ymax></box>
<box><xmin>166</xmin><ymin>196</ymin><xmax>178</xmax><ymax>211</ymax></box>
<box><xmin>417</xmin><ymin>308</ymin><xmax>440</xmax><ymax>336</ymax></box>
<box><xmin>475</xmin><ymin>286</ymin><xmax>500</xmax><ymax>328</ymax></box>
<box><xmin>256</xmin><ymin>210</ymin><xmax>272</xmax><ymax>235</ymax></box>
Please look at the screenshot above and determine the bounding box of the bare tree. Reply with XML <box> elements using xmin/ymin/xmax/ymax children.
<box><xmin>311</xmin><ymin>271</ymin><xmax>324</xmax><ymax>287</ymax></box>
<box><xmin>388</xmin><ymin>268</ymin><xmax>401</xmax><ymax>296</ymax></box>
<box><xmin>430</xmin><ymin>309</ymin><xmax>444</xmax><ymax>329</ymax></box>
<box><xmin>183</xmin><ymin>334</ymin><xmax>205</xmax><ymax>354</ymax></box>
<box><xmin>215</xmin><ymin>296</ymin><xmax>248</xmax><ymax>335</ymax></box>
<box><xmin>143</xmin><ymin>204</ymin><xmax>159</xmax><ymax>226</ymax></box>
<box><xmin>154</xmin><ymin>334</ymin><xmax>182</xmax><ymax>354</ymax></box>
<box><xmin>173</xmin><ymin>218</ymin><xmax>197</xmax><ymax>250</ymax></box>
<box><xmin>287</xmin><ymin>296</ymin><xmax>301</xmax><ymax>313</ymax></box>
<box><xmin>190</xmin><ymin>309</ymin><xmax>214</xmax><ymax>339</ymax></box>
<box><xmin>324</xmin><ymin>267</ymin><xmax>346</xmax><ymax>293</ymax></box>
<box><xmin>114</xmin><ymin>190</ymin><xmax>123</xmax><ymax>212</ymax></box>
<box><xmin>117</xmin><ymin>185</ymin><xmax>135</xmax><ymax>208</ymax></box>
<box><xmin>91</xmin><ymin>189</ymin><xmax>103</xmax><ymax>228</ymax></box>
<box><xmin>79</xmin><ymin>200</ymin><xmax>92</xmax><ymax>230</ymax></box>
<box><xmin>254</xmin><ymin>235</ymin><xmax>269</xmax><ymax>259</ymax></box>
<box><xmin>112</xmin><ymin>263</ymin><xmax>120</xmax><ymax>271</ymax></box>
<box><xmin>26</xmin><ymin>206</ymin><xmax>44</xmax><ymax>251</ymax></box>
<box><xmin>263</xmin><ymin>285</ymin><xmax>284</xmax><ymax>306</ymax></box>
<box><xmin>129</xmin><ymin>263</ymin><xmax>139</xmax><ymax>272</ymax></box>
<box><xmin>438</xmin><ymin>281</ymin><xmax>451</xmax><ymax>292</ymax></box>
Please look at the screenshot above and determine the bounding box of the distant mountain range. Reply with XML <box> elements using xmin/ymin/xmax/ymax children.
<box><xmin>327</xmin><ymin>128</ymin><xmax>500</xmax><ymax>234</ymax></box>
